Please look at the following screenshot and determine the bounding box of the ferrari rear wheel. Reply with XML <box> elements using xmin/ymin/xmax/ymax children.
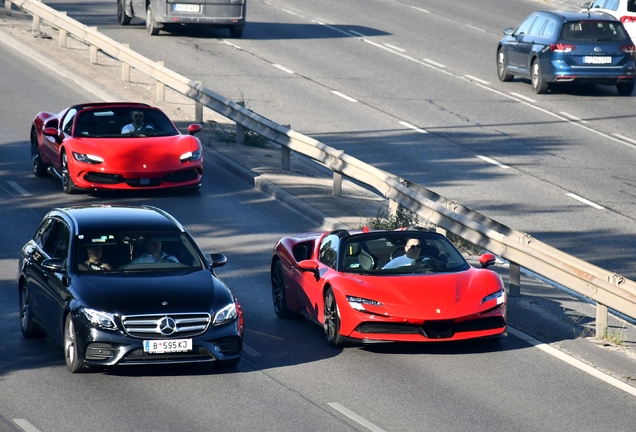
<box><xmin>31</xmin><ymin>128</ymin><xmax>48</xmax><ymax>177</ymax></box>
<box><xmin>271</xmin><ymin>260</ymin><xmax>292</xmax><ymax>318</ymax></box>
<box><xmin>64</xmin><ymin>314</ymin><xmax>89</xmax><ymax>373</ymax></box>
<box><xmin>324</xmin><ymin>288</ymin><xmax>344</xmax><ymax>347</ymax></box>
<box><xmin>61</xmin><ymin>151</ymin><xmax>78</xmax><ymax>194</ymax></box>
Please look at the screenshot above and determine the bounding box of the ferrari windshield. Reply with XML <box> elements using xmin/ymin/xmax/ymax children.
<box><xmin>338</xmin><ymin>232</ymin><xmax>470</xmax><ymax>274</ymax></box>
<box><xmin>73</xmin><ymin>107</ymin><xmax>179</xmax><ymax>138</ymax></box>
<box><xmin>74</xmin><ymin>231</ymin><xmax>204</xmax><ymax>273</ymax></box>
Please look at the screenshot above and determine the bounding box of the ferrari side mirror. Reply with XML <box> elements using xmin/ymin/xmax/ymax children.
<box><xmin>298</xmin><ymin>259</ymin><xmax>321</xmax><ymax>282</ymax></box>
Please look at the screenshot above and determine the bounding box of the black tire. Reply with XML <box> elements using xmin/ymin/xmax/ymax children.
<box><xmin>271</xmin><ymin>260</ymin><xmax>292</xmax><ymax>318</ymax></box>
<box><xmin>324</xmin><ymin>288</ymin><xmax>344</xmax><ymax>347</ymax></box>
<box><xmin>215</xmin><ymin>356</ymin><xmax>241</xmax><ymax>369</ymax></box>
<box><xmin>616</xmin><ymin>81</ymin><xmax>634</xmax><ymax>96</ymax></box>
<box><xmin>31</xmin><ymin>128</ymin><xmax>48</xmax><ymax>177</ymax></box>
<box><xmin>117</xmin><ymin>0</ymin><xmax>131</xmax><ymax>25</ymax></box>
<box><xmin>531</xmin><ymin>60</ymin><xmax>549</xmax><ymax>94</ymax></box>
<box><xmin>229</xmin><ymin>27</ymin><xmax>243</xmax><ymax>38</ymax></box>
<box><xmin>61</xmin><ymin>151</ymin><xmax>78</xmax><ymax>194</ymax></box>
<box><xmin>146</xmin><ymin>6</ymin><xmax>160</xmax><ymax>36</ymax></box>
<box><xmin>19</xmin><ymin>283</ymin><xmax>45</xmax><ymax>338</ymax></box>
<box><xmin>496</xmin><ymin>47</ymin><xmax>513</xmax><ymax>82</ymax></box>
<box><xmin>64</xmin><ymin>314</ymin><xmax>89</xmax><ymax>373</ymax></box>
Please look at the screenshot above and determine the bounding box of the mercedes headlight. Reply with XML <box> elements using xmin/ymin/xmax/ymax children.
<box><xmin>80</xmin><ymin>308</ymin><xmax>117</xmax><ymax>330</ymax></box>
<box><xmin>213</xmin><ymin>303</ymin><xmax>237</xmax><ymax>325</ymax></box>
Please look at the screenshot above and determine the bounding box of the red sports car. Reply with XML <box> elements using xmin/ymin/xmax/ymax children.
<box><xmin>270</xmin><ymin>227</ymin><xmax>507</xmax><ymax>346</ymax></box>
<box><xmin>30</xmin><ymin>102</ymin><xmax>204</xmax><ymax>193</ymax></box>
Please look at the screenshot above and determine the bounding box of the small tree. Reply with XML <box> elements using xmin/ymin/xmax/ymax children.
<box><xmin>366</xmin><ymin>204</ymin><xmax>419</xmax><ymax>230</ymax></box>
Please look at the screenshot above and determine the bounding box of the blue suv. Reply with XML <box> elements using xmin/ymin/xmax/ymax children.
<box><xmin>497</xmin><ymin>10</ymin><xmax>636</xmax><ymax>95</ymax></box>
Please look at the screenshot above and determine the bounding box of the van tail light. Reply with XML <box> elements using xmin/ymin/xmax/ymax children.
<box><xmin>620</xmin><ymin>16</ymin><xmax>636</xmax><ymax>23</ymax></box>
<box><xmin>620</xmin><ymin>44</ymin><xmax>636</xmax><ymax>53</ymax></box>
<box><xmin>551</xmin><ymin>43</ymin><xmax>576</xmax><ymax>52</ymax></box>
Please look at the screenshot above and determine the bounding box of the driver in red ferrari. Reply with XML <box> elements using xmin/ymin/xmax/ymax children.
<box><xmin>383</xmin><ymin>238</ymin><xmax>421</xmax><ymax>269</ymax></box>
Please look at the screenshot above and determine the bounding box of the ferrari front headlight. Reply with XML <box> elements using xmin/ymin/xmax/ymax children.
<box><xmin>213</xmin><ymin>302</ymin><xmax>237</xmax><ymax>325</ymax></box>
<box><xmin>481</xmin><ymin>289</ymin><xmax>505</xmax><ymax>306</ymax></box>
<box><xmin>73</xmin><ymin>152</ymin><xmax>104</xmax><ymax>164</ymax></box>
<box><xmin>80</xmin><ymin>308</ymin><xmax>117</xmax><ymax>330</ymax></box>
<box><xmin>346</xmin><ymin>296</ymin><xmax>383</xmax><ymax>311</ymax></box>
<box><xmin>180</xmin><ymin>147</ymin><xmax>202</xmax><ymax>163</ymax></box>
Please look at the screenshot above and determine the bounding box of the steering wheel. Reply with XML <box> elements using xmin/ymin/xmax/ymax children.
<box><xmin>414</xmin><ymin>255</ymin><xmax>444</xmax><ymax>269</ymax></box>
<box><xmin>390</xmin><ymin>247</ymin><xmax>406</xmax><ymax>260</ymax></box>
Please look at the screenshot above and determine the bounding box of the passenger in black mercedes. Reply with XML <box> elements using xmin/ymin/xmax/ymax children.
<box><xmin>77</xmin><ymin>245</ymin><xmax>113</xmax><ymax>271</ymax></box>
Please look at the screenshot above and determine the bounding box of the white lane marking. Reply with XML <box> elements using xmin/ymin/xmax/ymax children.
<box><xmin>349</xmin><ymin>30</ymin><xmax>367</xmax><ymax>38</ymax></box>
<box><xmin>282</xmin><ymin>8</ymin><xmax>303</xmax><ymax>17</ymax></box>
<box><xmin>221</xmin><ymin>40</ymin><xmax>242</xmax><ymax>50</ymax></box>
<box><xmin>559</xmin><ymin>112</ymin><xmax>588</xmax><ymax>123</ymax></box>
<box><xmin>476</xmin><ymin>155</ymin><xmax>510</xmax><ymax>169</ymax></box>
<box><xmin>7</xmin><ymin>181</ymin><xmax>32</xmax><ymax>196</ymax></box>
<box><xmin>312</xmin><ymin>20</ymin><xmax>353</xmax><ymax>37</ymax></box>
<box><xmin>509</xmin><ymin>92</ymin><xmax>536</xmax><ymax>103</ymax></box>
<box><xmin>328</xmin><ymin>403</ymin><xmax>387</xmax><ymax>432</ymax></box>
<box><xmin>13</xmin><ymin>419</ymin><xmax>42</xmax><ymax>432</ymax></box>
<box><xmin>410</xmin><ymin>6</ymin><xmax>430</xmax><ymax>13</ymax></box>
<box><xmin>465</xmin><ymin>24</ymin><xmax>486</xmax><ymax>33</ymax></box>
<box><xmin>272</xmin><ymin>64</ymin><xmax>294</xmax><ymax>74</ymax></box>
<box><xmin>508</xmin><ymin>327</ymin><xmax>636</xmax><ymax>397</ymax></box>
<box><xmin>332</xmin><ymin>91</ymin><xmax>358</xmax><ymax>102</ymax></box>
<box><xmin>384</xmin><ymin>43</ymin><xmax>405</xmax><ymax>52</ymax></box>
<box><xmin>399</xmin><ymin>121</ymin><xmax>427</xmax><ymax>134</ymax></box>
<box><xmin>242</xmin><ymin>343</ymin><xmax>262</xmax><ymax>357</ymax></box>
<box><xmin>566</xmin><ymin>193</ymin><xmax>605</xmax><ymax>209</ymax></box>
<box><xmin>465</xmin><ymin>75</ymin><xmax>489</xmax><ymax>85</ymax></box>
<box><xmin>612</xmin><ymin>133</ymin><xmax>636</xmax><ymax>146</ymax></box>
<box><xmin>423</xmin><ymin>58</ymin><xmax>446</xmax><ymax>68</ymax></box>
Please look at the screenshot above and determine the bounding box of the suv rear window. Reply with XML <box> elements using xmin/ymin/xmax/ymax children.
<box><xmin>561</xmin><ymin>20</ymin><xmax>629</xmax><ymax>40</ymax></box>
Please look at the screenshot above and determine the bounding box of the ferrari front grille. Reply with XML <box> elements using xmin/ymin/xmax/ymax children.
<box><xmin>84</xmin><ymin>172</ymin><xmax>124</xmax><ymax>184</ymax></box>
<box><xmin>355</xmin><ymin>317</ymin><xmax>505</xmax><ymax>339</ymax></box>
<box><xmin>121</xmin><ymin>313</ymin><xmax>211</xmax><ymax>339</ymax></box>
<box><xmin>124</xmin><ymin>169</ymin><xmax>199</xmax><ymax>187</ymax></box>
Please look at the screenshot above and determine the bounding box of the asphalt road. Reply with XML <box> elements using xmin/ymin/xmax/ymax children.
<box><xmin>2</xmin><ymin>17</ymin><xmax>636</xmax><ymax>432</ymax></box>
<box><xmin>27</xmin><ymin>0</ymin><xmax>636</xmax><ymax>282</ymax></box>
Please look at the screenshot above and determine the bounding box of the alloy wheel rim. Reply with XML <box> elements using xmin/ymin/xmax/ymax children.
<box><xmin>66</xmin><ymin>319</ymin><xmax>76</xmax><ymax>364</ymax></box>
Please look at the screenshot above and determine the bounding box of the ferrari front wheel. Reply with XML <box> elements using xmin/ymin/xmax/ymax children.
<box><xmin>324</xmin><ymin>288</ymin><xmax>344</xmax><ymax>347</ymax></box>
<box><xmin>61</xmin><ymin>151</ymin><xmax>78</xmax><ymax>194</ymax></box>
<box><xmin>31</xmin><ymin>128</ymin><xmax>48</xmax><ymax>177</ymax></box>
<box><xmin>271</xmin><ymin>260</ymin><xmax>292</xmax><ymax>318</ymax></box>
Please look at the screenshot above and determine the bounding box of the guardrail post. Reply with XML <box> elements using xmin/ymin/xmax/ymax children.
<box><xmin>389</xmin><ymin>199</ymin><xmax>398</xmax><ymax>218</ymax></box>
<box><xmin>32</xmin><ymin>13</ymin><xmax>40</xmax><ymax>34</ymax></box>
<box><xmin>508</xmin><ymin>262</ymin><xmax>521</xmax><ymax>297</ymax></box>
<box><xmin>59</xmin><ymin>13</ymin><xmax>68</xmax><ymax>47</ymax></box>
<box><xmin>5</xmin><ymin>1</ymin><xmax>12</xmax><ymax>16</ymax></box>
<box><xmin>333</xmin><ymin>172</ymin><xmax>343</xmax><ymax>196</ymax></box>
<box><xmin>281</xmin><ymin>146</ymin><xmax>290</xmax><ymax>171</ymax></box>
<box><xmin>595</xmin><ymin>303</ymin><xmax>608</xmax><ymax>339</ymax></box>
<box><xmin>122</xmin><ymin>44</ymin><xmax>130</xmax><ymax>82</ymax></box>
<box><xmin>156</xmin><ymin>61</ymin><xmax>165</xmax><ymax>101</ymax></box>
<box><xmin>235</xmin><ymin>101</ymin><xmax>245</xmax><ymax>145</ymax></box>
<box><xmin>195</xmin><ymin>81</ymin><xmax>204</xmax><ymax>124</ymax></box>
<box><xmin>89</xmin><ymin>27</ymin><xmax>99</xmax><ymax>64</ymax></box>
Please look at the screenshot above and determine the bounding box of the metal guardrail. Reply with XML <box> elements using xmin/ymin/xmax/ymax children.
<box><xmin>5</xmin><ymin>0</ymin><xmax>636</xmax><ymax>333</ymax></box>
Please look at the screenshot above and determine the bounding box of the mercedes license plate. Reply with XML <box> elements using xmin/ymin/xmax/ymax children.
<box><xmin>583</xmin><ymin>56</ymin><xmax>611</xmax><ymax>64</ymax></box>
<box><xmin>173</xmin><ymin>4</ymin><xmax>200</xmax><ymax>12</ymax></box>
<box><xmin>144</xmin><ymin>339</ymin><xmax>192</xmax><ymax>353</ymax></box>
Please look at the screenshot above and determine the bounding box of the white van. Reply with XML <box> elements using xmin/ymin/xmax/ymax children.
<box><xmin>117</xmin><ymin>0</ymin><xmax>246</xmax><ymax>37</ymax></box>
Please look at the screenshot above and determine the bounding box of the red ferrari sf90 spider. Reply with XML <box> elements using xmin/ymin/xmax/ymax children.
<box><xmin>271</xmin><ymin>228</ymin><xmax>507</xmax><ymax>346</ymax></box>
<box><xmin>30</xmin><ymin>102</ymin><xmax>204</xmax><ymax>193</ymax></box>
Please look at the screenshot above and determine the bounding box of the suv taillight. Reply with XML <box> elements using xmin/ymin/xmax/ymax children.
<box><xmin>620</xmin><ymin>44</ymin><xmax>636</xmax><ymax>53</ymax></box>
<box><xmin>620</xmin><ymin>16</ymin><xmax>636</xmax><ymax>23</ymax></box>
<box><xmin>551</xmin><ymin>43</ymin><xmax>576</xmax><ymax>52</ymax></box>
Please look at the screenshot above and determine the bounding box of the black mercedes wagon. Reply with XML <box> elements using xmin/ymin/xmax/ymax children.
<box><xmin>18</xmin><ymin>205</ymin><xmax>243</xmax><ymax>373</ymax></box>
